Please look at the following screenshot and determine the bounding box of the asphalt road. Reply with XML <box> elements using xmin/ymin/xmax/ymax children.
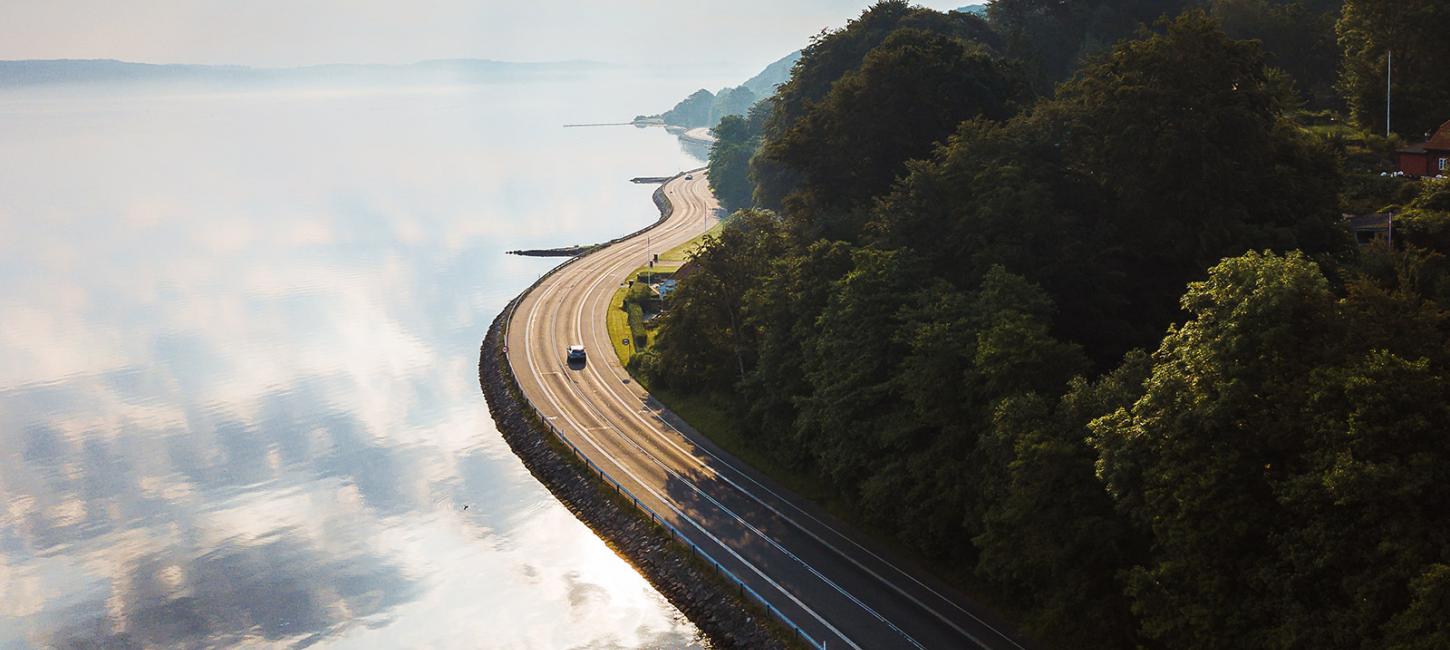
<box><xmin>504</xmin><ymin>172</ymin><xmax>1029</xmax><ymax>650</ymax></box>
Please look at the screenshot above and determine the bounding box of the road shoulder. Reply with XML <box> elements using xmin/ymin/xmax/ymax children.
<box><xmin>479</xmin><ymin>305</ymin><xmax>792</xmax><ymax>649</ymax></box>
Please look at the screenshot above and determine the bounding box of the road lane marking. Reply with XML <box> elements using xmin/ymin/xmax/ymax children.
<box><xmin>522</xmin><ymin>266</ymin><xmax>862</xmax><ymax>650</ymax></box>
<box><xmin>517</xmin><ymin>175</ymin><xmax>1018</xmax><ymax>650</ymax></box>
<box><xmin>571</xmin><ymin>231</ymin><xmax>931</xmax><ymax>649</ymax></box>
<box><xmin>571</xmin><ymin>187</ymin><xmax>1021</xmax><ymax>648</ymax></box>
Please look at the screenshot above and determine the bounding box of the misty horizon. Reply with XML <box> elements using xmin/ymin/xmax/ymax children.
<box><xmin>2</xmin><ymin>57</ymin><xmax>619</xmax><ymax>69</ymax></box>
<box><xmin>0</xmin><ymin>1</ymin><xmax>977</xmax><ymax>77</ymax></box>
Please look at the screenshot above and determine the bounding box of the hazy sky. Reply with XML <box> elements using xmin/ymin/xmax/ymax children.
<box><xmin>0</xmin><ymin>1</ymin><xmax>974</xmax><ymax>72</ymax></box>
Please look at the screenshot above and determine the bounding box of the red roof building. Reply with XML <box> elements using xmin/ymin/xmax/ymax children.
<box><xmin>1397</xmin><ymin>119</ymin><xmax>1450</xmax><ymax>177</ymax></box>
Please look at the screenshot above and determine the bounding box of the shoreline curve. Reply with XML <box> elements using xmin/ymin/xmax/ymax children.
<box><xmin>478</xmin><ymin>169</ymin><xmax>786</xmax><ymax>649</ymax></box>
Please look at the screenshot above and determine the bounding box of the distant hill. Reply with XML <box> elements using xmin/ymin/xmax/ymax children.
<box><xmin>639</xmin><ymin>50</ymin><xmax>802</xmax><ymax>130</ymax></box>
<box><xmin>955</xmin><ymin>4</ymin><xmax>988</xmax><ymax>16</ymax></box>
<box><xmin>0</xmin><ymin>59</ymin><xmax>246</xmax><ymax>86</ymax></box>
<box><xmin>740</xmin><ymin>50</ymin><xmax>802</xmax><ymax>97</ymax></box>
<box><xmin>0</xmin><ymin>58</ymin><xmax>613</xmax><ymax>88</ymax></box>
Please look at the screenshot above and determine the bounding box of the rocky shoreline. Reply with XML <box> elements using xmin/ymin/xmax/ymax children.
<box><xmin>500</xmin><ymin>174</ymin><xmax>684</xmax><ymax>260</ymax></box>
<box><xmin>477</xmin><ymin>168</ymin><xmax>786</xmax><ymax>649</ymax></box>
<box><xmin>478</xmin><ymin>311</ymin><xmax>785</xmax><ymax>649</ymax></box>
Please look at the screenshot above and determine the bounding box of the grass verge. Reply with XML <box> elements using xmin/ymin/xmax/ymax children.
<box><xmin>607</xmin><ymin>283</ymin><xmax>634</xmax><ymax>365</ymax></box>
<box><xmin>608</xmin><ymin>217</ymin><xmax>726</xmax><ymax>366</ymax></box>
<box><xmin>606</xmin><ymin>267</ymin><xmax>676</xmax><ymax>366</ymax></box>
<box><xmin>643</xmin><ymin>385</ymin><xmax>843</xmax><ymax>511</ymax></box>
<box><xmin>659</xmin><ymin>217</ymin><xmax>726</xmax><ymax>263</ymax></box>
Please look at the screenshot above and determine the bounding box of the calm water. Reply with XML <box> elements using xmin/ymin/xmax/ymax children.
<box><xmin>0</xmin><ymin>73</ymin><xmax>716</xmax><ymax>648</ymax></box>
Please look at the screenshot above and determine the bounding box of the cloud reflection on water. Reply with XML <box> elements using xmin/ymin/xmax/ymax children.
<box><xmin>0</xmin><ymin>78</ymin><xmax>709</xmax><ymax>648</ymax></box>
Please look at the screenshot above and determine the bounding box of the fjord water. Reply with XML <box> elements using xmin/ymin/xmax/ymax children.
<box><xmin>0</xmin><ymin>73</ymin><xmax>714</xmax><ymax>647</ymax></box>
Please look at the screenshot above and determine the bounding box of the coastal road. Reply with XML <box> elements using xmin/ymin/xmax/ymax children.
<box><xmin>680</xmin><ymin>127</ymin><xmax>716</xmax><ymax>144</ymax></box>
<box><xmin>505</xmin><ymin>172</ymin><xmax>1028</xmax><ymax>649</ymax></box>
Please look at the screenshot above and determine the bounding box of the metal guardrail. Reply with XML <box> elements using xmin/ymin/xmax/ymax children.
<box><xmin>527</xmin><ymin>407</ymin><xmax>826</xmax><ymax>650</ymax></box>
<box><xmin>495</xmin><ymin>170</ymin><xmax>828</xmax><ymax>650</ymax></box>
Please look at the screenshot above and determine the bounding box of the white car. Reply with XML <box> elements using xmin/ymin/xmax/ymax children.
<box><xmin>566</xmin><ymin>345</ymin><xmax>587</xmax><ymax>362</ymax></box>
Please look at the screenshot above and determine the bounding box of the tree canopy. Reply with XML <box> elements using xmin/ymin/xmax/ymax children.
<box><xmin>1337</xmin><ymin>0</ymin><xmax>1450</xmax><ymax>137</ymax></box>
<box><xmin>760</xmin><ymin>27</ymin><xmax>1028</xmax><ymax>240</ymax></box>
<box><xmin>986</xmin><ymin>0</ymin><xmax>1195</xmax><ymax>87</ymax></box>
<box><xmin>643</xmin><ymin>1</ymin><xmax>1450</xmax><ymax>646</ymax></box>
<box><xmin>1093</xmin><ymin>251</ymin><xmax>1450</xmax><ymax>648</ymax></box>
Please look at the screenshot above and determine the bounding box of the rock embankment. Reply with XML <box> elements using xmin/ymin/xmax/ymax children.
<box><xmin>503</xmin><ymin>170</ymin><xmax>693</xmax><ymax>259</ymax></box>
<box><xmin>478</xmin><ymin>170</ymin><xmax>786</xmax><ymax>648</ymax></box>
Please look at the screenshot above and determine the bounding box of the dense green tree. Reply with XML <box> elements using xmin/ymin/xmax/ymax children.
<box><xmin>654</xmin><ymin>3</ymin><xmax>1450</xmax><ymax>646</ymax></box>
<box><xmin>1040</xmin><ymin>10</ymin><xmax>1347</xmax><ymax>273</ymax></box>
<box><xmin>886</xmin><ymin>268</ymin><xmax>1086</xmax><ymax>557</ymax></box>
<box><xmin>659</xmin><ymin>89</ymin><xmax>716</xmax><ymax>128</ymax></box>
<box><xmin>1211</xmin><ymin>0</ymin><xmax>1342</xmax><ymax>107</ymax></box>
<box><xmin>739</xmin><ymin>239</ymin><xmax>854</xmax><ymax>456</ymax></box>
<box><xmin>1269</xmin><ymin>349</ymin><xmax>1450</xmax><ymax>648</ymax></box>
<box><xmin>752</xmin><ymin>0</ymin><xmax>1001</xmax><ymax>209</ymax></box>
<box><xmin>1385</xmin><ymin>564</ymin><xmax>1450</xmax><ymax>649</ymax></box>
<box><xmin>1337</xmin><ymin>0</ymin><xmax>1450</xmax><ymax>138</ymax></box>
<box><xmin>708</xmin><ymin>86</ymin><xmax>757</xmax><ymax>127</ymax></box>
<box><xmin>788</xmin><ymin>261</ymin><xmax>1090</xmax><ymax>565</ymax></box>
<box><xmin>791</xmin><ymin>247</ymin><xmax>920</xmax><ymax>490</ymax></box>
<box><xmin>974</xmin><ymin>351</ymin><xmax>1150</xmax><ymax>648</ymax></box>
<box><xmin>763</xmin><ymin>1</ymin><xmax>1000</xmax><ymax>139</ymax></box>
<box><xmin>1397</xmin><ymin>209</ymin><xmax>1450</xmax><ymax>254</ymax></box>
<box><xmin>1380</xmin><ymin>180</ymin><xmax>1450</xmax><ymax>304</ymax></box>
<box><xmin>1092</xmin><ymin>251</ymin><xmax>1450</xmax><ymax>648</ymax></box>
<box><xmin>706</xmin><ymin>102</ymin><xmax>773</xmax><ymax>215</ymax></box>
<box><xmin>876</xmin><ymin>11</ymin><xmax>1349</xmax><ymax>363</ymax></box>
<box><xmin>762</xmin><ymin>28</ymin><xmax>1027</xmax><ymax>241</ymax></box>
<box><xmin>646</xmin><ymin>210</ymin><xmax>789</xmax><ymax>391</ymax></box>
<box><xmin>1092</xmin><ymin>251</ymin><xmax>1340</xmax><ymax>647</ymax></box>
<box><xmin>706</xmin><ymin>115</ymin><xmax>758</xmax><ymax>213</ymax></box>
<box><xmin>873</xmin><ymin>118</ymin><xmax>1128</xmax><ymax>360</ymax></box>
<box><xmin>986</xmin><ymin>0</ymin><xmax>1194</xmax><ymax>87</ymax></box>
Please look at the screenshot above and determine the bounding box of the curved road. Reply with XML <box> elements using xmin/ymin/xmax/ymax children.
<box><xmin>505</xmin><ymin>172</ymin><xmax>1028</xmax><ymax>649</ymax></box>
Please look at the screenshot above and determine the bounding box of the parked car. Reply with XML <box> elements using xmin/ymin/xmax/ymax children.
<box><xmin>566</xmin><ymin>345</ymin><xmax>587</xmax><ymax>362</ymax></box>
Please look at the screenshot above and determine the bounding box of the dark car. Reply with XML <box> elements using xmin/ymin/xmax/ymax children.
<box><xmin>566</xmin><ymin>345</ymin><xmax>587</xmax><ymax>362</ymax></box>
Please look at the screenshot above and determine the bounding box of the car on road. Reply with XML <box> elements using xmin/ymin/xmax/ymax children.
<box><xmin>566</xmin><ymin>345</ymin><xmax>587</xmax><ymax>362</ymax></box>
<box><xmin>684</xmin><ymin>174</ymin><xmax>694</xmax><ymax>180</ymax></box>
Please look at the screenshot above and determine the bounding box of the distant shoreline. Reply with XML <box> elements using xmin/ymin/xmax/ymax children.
<box><xmin>0</xmin><ymin>58</ymin><xmax>615</xmax><ymax>88</ymax></box>
<box><xmin>479</xmin><ymin>169</ymin><xmax>787</xmax><ymax>649</ymax></box>
<box><xmin>677</xmin><ymin>127</ymin><xmax>716</xmax><ymax>145</ymax></box>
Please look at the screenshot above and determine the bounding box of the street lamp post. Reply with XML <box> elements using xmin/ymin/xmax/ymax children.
<box><xmin>1386</xmin><ymin>49</ymin><xmax>1393</xmax><ymax>137</ymax></box>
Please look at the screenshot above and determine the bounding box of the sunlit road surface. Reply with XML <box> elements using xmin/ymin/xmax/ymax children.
<box><xmin>504</xmin><ymin>172</ymin><xmax>1029</xmax><ymax>649</ymax></box>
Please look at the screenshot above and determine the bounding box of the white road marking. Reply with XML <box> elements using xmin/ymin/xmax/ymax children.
<box><xmin>521</xmin><ymin>258</ymin><xmax>862</xmax><ymax>650</ymax></box>
<box><xmin>576</xmin><ymin>179</ymin><xmax>1019</xmax><ymax>647</ymax></box>
<box><xmin>510</xmin><ymin>174</ymin><xmax>1020</xmax><ymax>650</ymax></box>
<box><xmin>569</xmin><ymin>220</ymin><xmax>929</xmax><ymax>648</ymax></box>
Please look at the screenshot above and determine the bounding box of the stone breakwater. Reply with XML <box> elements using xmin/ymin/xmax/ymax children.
<box><xmin>501</xmin><ymin>172</ymin><xmax>686</xmax><ymax>260</ymax></box>
<box><xmin>478</xmin><ymin>311</ymin><xmax>784</xmax><ymax>650</ymax></box>
<box><xmin>505</xmin><ymin>245</ymin><xmax>596</xmax><ymax>257</ymax></box>
<box><xmin>478</xmin><ymin>168</ymin><xmax>785</xmax><ymax>649</ymax></box>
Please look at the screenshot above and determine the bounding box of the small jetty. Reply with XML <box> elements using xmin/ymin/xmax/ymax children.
<box><xmin>630</xmin><ymin>176</ymin><xmax>673</xmax><ymax>184</ymax></box>
<box><xmin>506</xmin><ymin>245</ymin><xmax>598</xmax><ymax>258</ymax></box>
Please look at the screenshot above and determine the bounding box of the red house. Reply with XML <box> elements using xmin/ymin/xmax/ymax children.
<box><xmin>1397</xmin><ymin>119</ymin><xmax>1450</xmax><ymax>177</ymax></box>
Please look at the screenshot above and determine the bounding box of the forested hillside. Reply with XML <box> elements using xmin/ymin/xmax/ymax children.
<box><xmin>637</xmin><ymin>51</ymin><xmax>801</xmax><ymax>129</ymax></box>
<box><xmin>642</xmin><ymin>1</ymin><xmax>1450</xmax><ymax>647</ymax></box>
